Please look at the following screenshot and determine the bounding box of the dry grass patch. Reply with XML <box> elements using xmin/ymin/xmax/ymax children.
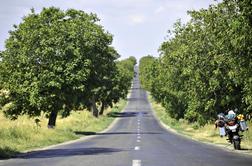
<box><xmin>0</xmin><ymin>99</ymin><xmax>126</xmax><ymax>158</ymax></box>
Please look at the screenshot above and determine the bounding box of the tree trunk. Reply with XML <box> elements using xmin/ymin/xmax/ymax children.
<box><xmin>92</xmin><ymin>96</ymin><xmax>99</xmax><ymax>118</ymax></box>
<box><xmin>99</xmin><ymin>102</ymin><xmax>105</xmax><ymax>115</ymax></box>
<box><xmin>48</xmin><ymin>110</ymin><xmax>58</xmax><ymax>128</ymax></box>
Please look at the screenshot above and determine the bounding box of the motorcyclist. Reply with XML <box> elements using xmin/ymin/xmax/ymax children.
<box><xmin>224</xmin><ymin>110</ymin><xmax>239</xmax><ymax>143</ymax></box>
<box><xmin>225</xmin><ymin>110</ymin><xmax>238</xmax><ymax>126</ymax></box>
<box><xmin>215</xmin><ymin>113</ymin><xmax>226</xmax><ymax>137</ymax></box>
<box><xmin>215</xmin><ymin>113</ymin><xmax>225</xmax><ymax>129</ymax></box>
<box><xmin>215</xmin><ymin>111</ymin><xmax>238</xmax><ymax>137</ymax></box>
<box><xmin>215</xmin><ymin>109</ymin><xmax>248</xmax><ymax>149</ymax></box>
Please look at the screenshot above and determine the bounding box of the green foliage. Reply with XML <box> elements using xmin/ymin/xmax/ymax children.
<box><xmin>92</xmin><ymin>56</ymin><xmax>136</xmax><ymax>116</ymax></box>
<box><xmin>139</xmin><ymin>55</ymin><xmax>156</xmax><ymax>90</ymax></box>
<box><xmin>140</xmin><ymin>0</ymin><xmax>252</xmax><ymax>124</ymax></box>
<box><xmin>115</xmin><ymin>56</ymin><xmax>137</xmax><ymax>98</ymax></box>
<box><xmin>128</xmin><ymin>56</ymin><xmax>137</xmax><ymax>66</ymax></box>
<box><xmin>0</xmin><ymin>7</ymin><xmax>135</xmax><ymax>126</ymax></box>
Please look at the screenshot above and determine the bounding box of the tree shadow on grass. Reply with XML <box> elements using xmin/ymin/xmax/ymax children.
<box><xmin>16</xmin><ymin>147</ymin><xmax>124</xmax><ymax>159</ymax></box>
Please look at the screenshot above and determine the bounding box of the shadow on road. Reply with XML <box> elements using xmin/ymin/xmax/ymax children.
<box><xmin>17</xmin><ymin>147</ymin><xmax>123</xmax><ymax>159</ymax></box>
<box><xmin>107</xmin><ymin>111</ymin><xmax>148</xmax><ymax>118</ymax></box>
<box><xmin>107</xmin><ymin>112</ymin><xmax>138</xmax><ymax>118</ymax></box>
<box><xmin>127</xmin><ymin>97</ymin><xmax>148</xmax><ymax>102</ymax></box>
<box><xmin>130</xmin><ymin>87</ymin><xmax>140</xmax><ymax>90</ymax></box>
<box><xmin>240</xmin><ymin>148</ymin><xmax>252</xmax><ymax>151</ymax></box>
<box><xmin>0</xmin><ymin>147</ymin><xmax>19</xmax><ymax>160</ymax></box>
<box><xmin>74</xmin><ymin>131</ymin><xmax>162</xmax><ymax>136</ymax></box>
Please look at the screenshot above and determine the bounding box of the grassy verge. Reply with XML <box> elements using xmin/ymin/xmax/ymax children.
<box><xmin>0</xmin><ymin>99</ymin><xmax>127</xmax><ymax>159</ymax></box>
<box><xmin>149</xmin><ymin>94</ymin><xmax>252</xmax><ymax>152</ymax></box>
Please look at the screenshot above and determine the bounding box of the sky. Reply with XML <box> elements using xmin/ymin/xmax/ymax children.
<box><xmin>0</xmin><ymin>0</ymin><xmax>219</xmax><ymax>61</ymax></box>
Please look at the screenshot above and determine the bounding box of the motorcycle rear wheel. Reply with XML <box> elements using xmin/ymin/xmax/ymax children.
<box><xmin>233</xmin><ymin>140</ymin><xmax>241</xmax><ymax>150</ymax></box>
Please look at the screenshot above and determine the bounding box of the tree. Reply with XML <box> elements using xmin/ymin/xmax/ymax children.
<box><xmin>86</xmin><ymin>47</ymin><xmax>120</xmax><ymax>117</ymax></box>
<box><xmin>139</xmin><ymin>55</ymin><xmax>156</xmax><ymax>90</ymax></box>
<box><xmin>97</xmin><ymin>56</ymin><xmax>136</xmax><ymax>116</ymax></box>
<box><xmin>140</xmin><ymin>0</ymin><xmax>252</xmax><ymax>125</ymax></box>
<box><xmin>0</xmin><ymin>7</ymin><xmax>119</xmax><ymax>127</ymax></box>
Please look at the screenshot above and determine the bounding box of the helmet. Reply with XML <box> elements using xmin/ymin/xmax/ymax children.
<box><xmin>217</xmin><ymin>113</ymin><xmax>225</xmax><ymax>119</ymax></box>
<box><xmin>226</xmin><ymin>110</ymin><xmax>236</xmax><ymax>120</ymax></box>
<box><xmin>228</xmin><ymin>110</ymin><xmax>236</xmax><ymax>115</ymax></box>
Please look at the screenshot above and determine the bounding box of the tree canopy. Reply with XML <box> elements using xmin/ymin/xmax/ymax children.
<box><xmin>139</xmin><ymin>0</ymin><xmax>252</xmax><ymax>125</ymax></box>
<box><xmin>0</xmin><ymin>7</ymin><xmax>135</xmax><ymax>127</ymax></box>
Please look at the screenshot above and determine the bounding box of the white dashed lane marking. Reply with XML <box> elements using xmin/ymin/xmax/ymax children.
<box><xmin>135</xmin><ymin>118</ymin><xmax>142</xmax><ymax>153</ymax></box>
<box><xmin>132</xmin><ymin>160</ymin><xmax>141</xmax><ymax>166</ymax></box>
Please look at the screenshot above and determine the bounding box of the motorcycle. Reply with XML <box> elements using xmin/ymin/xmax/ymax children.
<box><xmin>225</xmin><ymin>122</ymin><xmax>241</xmax><ymax>150</ymax></box>
<box><xmin>216</xmin><ymin>113</ymin><xmax>248</xmax><ymax>150</ymax></box>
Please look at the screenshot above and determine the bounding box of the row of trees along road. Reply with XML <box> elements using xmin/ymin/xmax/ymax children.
<box><xmin>0</xmin><ymin>7</ymin><xmax>136</xmax><ymax>128</ymax></box>
<box><xmin>139</xmin><ymin>0</ymin><xmax>252</xmax><ymax>125</ymax></box>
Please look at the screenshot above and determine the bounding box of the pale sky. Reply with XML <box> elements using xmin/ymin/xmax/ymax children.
<box><xmin>0</xmin><ymin>0</ymin><xmax>219</xmax><ymax>61</ymax></box>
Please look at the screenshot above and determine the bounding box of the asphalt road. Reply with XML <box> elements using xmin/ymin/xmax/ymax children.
<box><xmin>1</xmin><ymin>73</ymin><xmax>252</xmax><ymax>166</ymax></box>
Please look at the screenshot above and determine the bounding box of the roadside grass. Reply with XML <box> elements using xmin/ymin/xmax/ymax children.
<box><xmin>0</xmin><ymin>99</ymin><xmax>126</xmax><ymax>159</ymax></box>
<box><xmin>149</xmin><ymin>95</ymin><xmax>252</xmax><ymax>152</ymax></box>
